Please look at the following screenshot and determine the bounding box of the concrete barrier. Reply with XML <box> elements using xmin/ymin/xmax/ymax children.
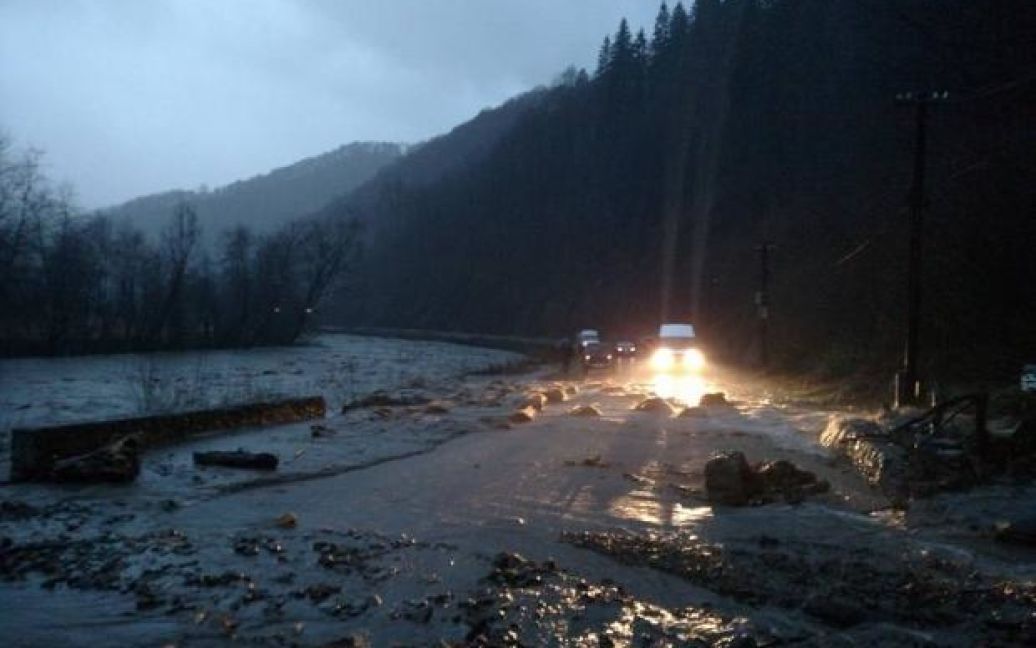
<box><xmin>10</xmin><ymin>396</ymin><xmax>326</xmax><ymax>481</ymax></box>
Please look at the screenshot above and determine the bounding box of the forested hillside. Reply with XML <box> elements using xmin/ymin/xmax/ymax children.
<box><xmin>0</xmin><ymin>137</ymin><xmax>363</xmax><ymax>355</ymax></box>
<box><xmin>0</xmin><ymin>90</ymin><xmax>545</xmax><ymax>356</ymax></box>
<box><xmin>105</xmin><ymin>141</ymin><xmax>403</xmax><ymax>239</ymax></box>
<box><xmin>334</xmin><ymin>0</ymin><xmax>1036</xmax><ymax>381</ymax></box>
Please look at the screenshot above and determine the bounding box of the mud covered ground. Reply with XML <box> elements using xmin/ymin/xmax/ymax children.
<box><xmin>1</xmin><ymin>342</ymin><xmax>1034</xmax><ymax>646</ymax></box>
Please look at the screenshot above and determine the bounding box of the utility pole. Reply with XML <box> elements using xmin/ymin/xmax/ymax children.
<box><xmin>894</xmin><ymin>90</ymin><xmax>948</xmax><ymax>407</ymax></box>
<box><xmin>755</xmin><ymin>242</ymin><xmax>775</xmax><ymax>369</ymax></box>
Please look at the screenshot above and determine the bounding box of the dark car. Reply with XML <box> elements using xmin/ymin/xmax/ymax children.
<box><xmin>614</xmin><ymin>340</ymin><xmax>638</xmax><ymax>357</ymax></box>
<box><xmin>581</xmin><ymin>342</ymin><xmax>613</xmax><ymax>371</ymax></box>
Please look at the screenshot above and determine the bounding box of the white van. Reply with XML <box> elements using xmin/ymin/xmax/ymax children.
<box><xmin>650</xmin><ymin>323</ymin><xmax>705</xmax><ymax>372</ymax></box>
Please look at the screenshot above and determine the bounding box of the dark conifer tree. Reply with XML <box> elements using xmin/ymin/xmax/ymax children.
<box><xmin>633</xmin><ymin>29</ymin><xmax>648</xmax><ymax>65</ymax></box>
<box><xmin>595</xmin><ymin>36</ymin><xmax>612</xmax><ymax>77</ymax></box>
<box><xmin>651</xmin><ymin>2</ymin><xmax>671</xmax><ymax>56</ymax></box>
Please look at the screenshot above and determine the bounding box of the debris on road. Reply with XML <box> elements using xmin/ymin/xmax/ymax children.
<box><xmin>423</xmin><ymin>401</ymin><xmax>451</xmax><ymax>414</ymax></box>
<box><xmin>310</xmin><ymin>424</ymin><xmax>334</xmax><ymax>438</ymax></box>
<box><xmin>564</xmin><ymin>454</ymin><xmax>608</xmax><ymax>468</ymax></box>
<box><xmin>193</xmin><ymin>450</ymin><xmax>279</xmax><ymax>471</ymax></box>
<box><xmin>465</xmin><ymin>551</ymin><xmax>771</xmax><ymax>646</ymax></box>
<box><xmin>994</xmin><ymin>517</ymin><xmax>1036</xmax><ymax>546</ymax></box>
<box><xmin>341</xmin><ymin>389</ymin><xmax>430</xmax><ymax>412</ymax></box>
<box><xmin>562</xmin><ymin>528</ymin><xmax>1036</xmax><ymax>643</ymax></box>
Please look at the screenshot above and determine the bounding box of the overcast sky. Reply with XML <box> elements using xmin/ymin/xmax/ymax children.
<box><xmin>0</xmin><ymin>0</ymin><xmax>658</xmax><ymax>209</ymax></box>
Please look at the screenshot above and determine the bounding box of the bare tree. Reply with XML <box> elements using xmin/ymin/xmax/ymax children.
<box><xmin>149</xmin><ymin>201</ymin><xmax>199</xmax><ymax>345</ymax></box>
<box><xmin>289</xmin><ymin>217</ymin><xmax>361</xmax><ymax>341</ymax></box>
<box><xmin>218</xmin><ymin>225</ymin><xmax>254</xmax><ymax>344</ymax></box>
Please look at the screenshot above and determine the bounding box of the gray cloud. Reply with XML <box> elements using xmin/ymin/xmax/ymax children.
<box><xmin>0</xmin><ymin>0</ymin><xmax>659</xmax><ymax>208</ymax></box>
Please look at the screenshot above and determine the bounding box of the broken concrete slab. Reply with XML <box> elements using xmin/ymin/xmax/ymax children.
<box><xmin>50</xmin><ymin>436</ymin><xmax>140</xmax><ymax>483</ymax></box>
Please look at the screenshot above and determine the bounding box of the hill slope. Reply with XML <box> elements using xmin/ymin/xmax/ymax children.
<box><xmin>330</xmin><ymin>0</ymin><xmax>1036</xmax><ymax>380</ymax></box>
<box><xmin>104</xmin><ymin>141</ymin><xmax>405</xmax><ymax>238</ymax></box>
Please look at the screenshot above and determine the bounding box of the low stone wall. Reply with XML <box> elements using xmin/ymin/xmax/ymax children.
<box><xmin>10</xmin><ymin>396</ymin><xmax>326</xmax><ymax>481</ymax></box>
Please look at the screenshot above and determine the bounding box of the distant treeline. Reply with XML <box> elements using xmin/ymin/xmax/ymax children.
<box><xmin>333</xmin><ymin>0</ymin><xmax>1036</xmax><ymax>381</ymax></box>
<box><xmin>0</xmin><ymin>135</ymin><xmax>360</xmax><ymax>356</ymax></box>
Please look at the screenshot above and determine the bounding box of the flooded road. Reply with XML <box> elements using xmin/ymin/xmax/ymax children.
<box><xmin>2</xmin><ymin>352</ymin><xmax>1034</xmax><ymax>645</ymax></box>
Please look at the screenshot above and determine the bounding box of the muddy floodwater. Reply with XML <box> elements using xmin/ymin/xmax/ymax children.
<box><xmin>1</xmin><ymin>338</ymin><xmax>1034</xmax><ymax>646</ymax></box>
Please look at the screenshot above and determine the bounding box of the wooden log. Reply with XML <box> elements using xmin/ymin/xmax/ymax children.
<box><xmin>193</xmin><ymin>450</ymin><xmax>278</xmax><ymax>471</ymax></box>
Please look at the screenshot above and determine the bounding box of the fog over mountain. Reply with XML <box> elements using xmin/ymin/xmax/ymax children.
<box><xmin>104</xmin><ymin>141</ymin><xmax>405</xmax><ymax>239</ymax></box>
<box><xmin>0</xmin><ymin>0</ymin><xmax>657</xmax><ymax>208</ymax></box>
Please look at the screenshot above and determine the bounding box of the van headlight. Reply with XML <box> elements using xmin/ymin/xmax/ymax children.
<box><xmin>685</xmin><ymin>348</ymin><xmax>706</xmax><ymax>370</ymax></box>
<box><xmin>651</xmin><ymin>348</ymin><xmax>675</xmax><ymax>370</ymax></box>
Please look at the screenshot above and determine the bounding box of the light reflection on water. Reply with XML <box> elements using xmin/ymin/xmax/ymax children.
<box><xmin>608</xmin><ymin>491</ymin><xmax>713</xmax><ymax>526</ymax></box>
<box><xmin>651</xmin><ymin>373</ymin><xmax>710</xmax><ymax>407</ymax></box>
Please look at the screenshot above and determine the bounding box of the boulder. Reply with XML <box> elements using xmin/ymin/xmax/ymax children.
<box><xmin>678</xmin><ymin>406</ymin><xmax>709</xmax><ymax>418</ymax></box>
<box><xmin>756</xmin><ymin>459</ymin><xmax>830</xmax><ymax>501</ymax></box>
<box><xmin>698</xmin><ymin>392</ymin><xmax>730</xmax><ymax>407</ymax></box>
<box><xmin>756</xmin><ymin>459</ymin><xmax>818</xmax><ymax>490</ymax></box>
<box><xmin>704</xmin><ymin>451</ymin><xmax>760</xmax><ymax>506</ymax></box>
<box><xmin>509</xmin><ymin>407</ymin><xmax>538</xmax><ymax>424</ymax></box>
<box><xmin>193</xmin><ymin>450</ymin><xmax>279</xmax><ymax>471</ymax></box>
<box><xmin>275</xmin><ymin>512</ymin><xmax>298</xmax><ymax>529</ymax></box>
<box><xmin>569</xmin><ymin>404</ymin><xmax>602</xmax><ymax>417</ymax></box>
<box><xmin>50</xmin><ymin>436</ymin><xmax>140</xmax><ymax>483</ymax></box>
<box><xmin>544</xmin><ymin>387</ymin><xmax>568</xmax><ymax>404</ymax></box>
<box><xmin>564</xmin><ymin>385</ymin><xmax>579</xmax><ymax>396</ymax></box>
<box><xmin>633</xmin><ymin>398</ymin><xmax>678</xmax><ymax>416</ymax></box>
<box><xmin>423</xmin><ymin>401</ymin><xmax>451</xmax><ymax>414</ymax></box>
<box><xmin>520</xmin><ymin>393</ymin><xmax>548</xmax><ymax>411</ymax></box>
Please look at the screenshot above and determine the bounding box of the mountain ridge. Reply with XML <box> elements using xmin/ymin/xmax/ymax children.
<box><xmin>103</xmin><ymin>140</ymin><xmax>406</xmax><ymax>238</ymax></box>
